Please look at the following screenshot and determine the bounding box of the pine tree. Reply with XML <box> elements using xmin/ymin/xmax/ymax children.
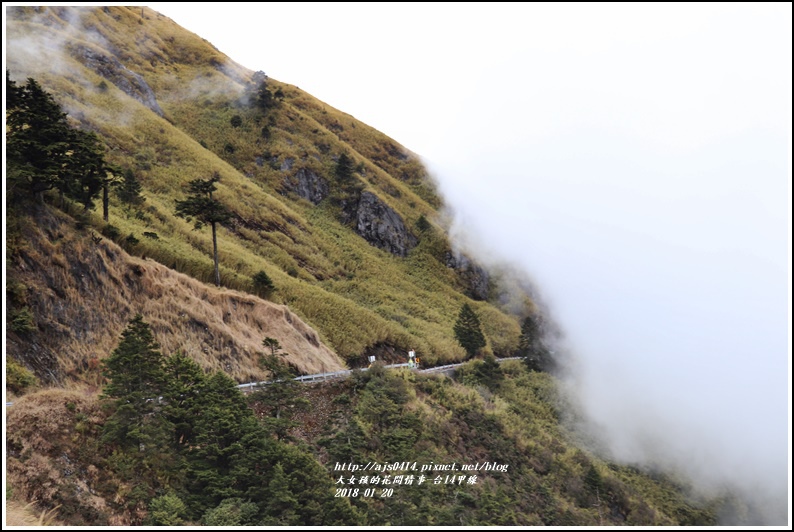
<box><xmin>102</xmin><ymin>314</ymin><xmax>169</xmax><ymax>448</ymax></box>
<box><xmin>183</xmin><ymin>371</ymin><xmax>260</xmax><ymax>514</ymax></box>
<box><xmin>101</xmin><ymin>315</ymin><xmax>175</xmax><ymax>503</ymax></box>
<box><xmin>6</xmin><ymin>77</ymin><xmax>75</xmax><ymax>200</ymax></box>
<box><xmin>6</xmin><ymin>75</ymin><xmax>112</xmax><ymax>210</ymax></box>
<box><xmin>118</xmin><ymin>167</ymin><xmax>145</xmax><ymax>206</ymax></box>
<box><xmin>335</xmin><ymin>153</ymin><xmax>354</xmax><ymax>182</ymax></box>
<box><xmin>453</xmin><ymin>303</ymin><xmax>487</xmax><ymax>358</ymax></box>
<box><xmin>162</xmin><ymin>351</ymin><xmax>207</xmax><ymax>449</ymax></box>
<box><xmin>252</xmin><ymin>337</ymin><xmax>308</xmax><ymax>439</ymax></box>
<box><xmin>519</xmin><ymin>314</ymin><xmax>553</xmax><ymax>372</ymax></box>
<box><xmin>175</xmin><ymin>172</ymin><xmax>232</xmax><ymax>287</ymax></box>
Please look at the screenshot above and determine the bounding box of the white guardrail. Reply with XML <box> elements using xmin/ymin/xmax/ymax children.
<box><xmin>236</xmin><ymin>357</ymin><xmax>523</xmax><ymax>391</ymax></box>
<box><xmin>3</xmin><ymin>359</ymin><xmax>527</xmax><ymax>405</ymax></box>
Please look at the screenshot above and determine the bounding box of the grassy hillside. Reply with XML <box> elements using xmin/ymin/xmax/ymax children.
<box><xmin>6</xmin><ymin>6</ymin><xmax>528</xmax><ymax>379</ymax></box>
<box><xmin>6</xmin><ymin>204</ymin><xmax>346</xmax><ymax>388</ymax></box>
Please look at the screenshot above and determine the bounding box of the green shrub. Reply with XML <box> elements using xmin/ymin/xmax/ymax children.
<box><xmin>202</xmin><ymin>498</ymin><xmax>259</xmax><ymax>526</ymax></box>
<box><xmin>6</xmin><ymin>278</ymin><xmax>27</xmax><ymax>306</ymax></box>
<box><xmin>102</xmin><ymin>224</ymin><xmax>121</xmax><ymax>240</ymax></box>
<box><xmin>148</xmin><ymin>492</ymin><xmax>187</xmax><ymax>526</ymax></box>
<box><xmin>9</xmin><ymin>307</ymin><xmax>36</xmax><ymax>334</ymax></box>
<box><xmin>7</xmin><ymin>358</ymin><xmax>37</xmax><ymax>394</ymax></box>
<box><xmin>416</xmin><ymin>214</ymin><xmax>431</xmax><ymax>233</ymax></box>
<box><xmin>454</xmin><ymin>355</ymin><xmax>504</xmax><ymax>391</ymax></box>
<box><xmin>252</xmin><ymin>270</ymin><xmax>275</xmax><ymax>297</ymax></box>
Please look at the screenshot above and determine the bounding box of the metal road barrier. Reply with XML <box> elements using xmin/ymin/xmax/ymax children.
<box><xmin>237</xmin><ymin>358</ymin><xmax>523</xmax><ymax>391</ymax></box>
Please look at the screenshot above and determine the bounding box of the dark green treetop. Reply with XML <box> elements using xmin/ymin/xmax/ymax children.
<box><xmin>453</xmin><ymin>302</ymin><xmax>487</xmax><ymax>358</ymax></box>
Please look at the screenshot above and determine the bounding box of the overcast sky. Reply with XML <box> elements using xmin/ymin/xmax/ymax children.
<box><xmin>7</xmin><ymin>2</ymin><xmax>791</xmax><ymax>523</ymax></box>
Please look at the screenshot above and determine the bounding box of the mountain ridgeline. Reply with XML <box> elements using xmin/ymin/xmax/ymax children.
<box><xmin>5</xmin><ymin>6</ymin><xmax>744</xmax><ymax>527</ymax></box>
<box><xmin>6</xmin><ymin>5</ymin><xmax>537</xmax><ymax>385</ymax></box>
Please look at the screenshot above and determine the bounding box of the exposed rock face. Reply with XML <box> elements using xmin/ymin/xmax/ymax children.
<box><xmin>355</xmin><ymin>191</ymin><xmax>417</xmax><ymax>257</ymax></box>
<box><xmin>280</xmin><ymin>157</ymin><xmax>295</xmax><ymax>172</ymax></box>
<box><xmin>71</xmin><ymin>44</ymin><xmax>164</xmax><ymax>116</ymax></box>
<box><xmin>445</xmin><ymin>251</ymin><xmax>490</xmax><ymax>300</ymax></box>
<box><xmin>360</xmin><ymin>342</ymin><xmax>406</xmax><ymax>367</ymax></box>
<box><xmin>282</xmin><ymin>168</ymin><xmax>329</xmax><ymax>205</ymax></box>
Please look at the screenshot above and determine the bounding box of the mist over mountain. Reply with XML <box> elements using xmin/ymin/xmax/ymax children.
<box><xmin>420</xmin><ymin>8</ymin><xmax>791</xmax><ymax>523</ymax></box>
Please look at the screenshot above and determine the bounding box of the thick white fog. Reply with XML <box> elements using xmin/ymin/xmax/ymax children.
<box><xmin>419</xmin><ymin>7</ymin><xmax>791</xmax><ymax>523</ymax></box>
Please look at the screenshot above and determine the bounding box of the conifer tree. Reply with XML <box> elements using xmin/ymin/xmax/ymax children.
<box><xmin>162</xmin><ymin>351</ymin><xmax>207</xmax><ymax>448</ymax></box>
<box><xmin>519</xmin><ymin>314</ymin><xmax>553</xmax><ymax>372</ymax></box>
<box><xmin>263</xmin><ymin>463</ymin><xmax>299</xmax><ymax>524</ymax></box>
<box><xmin>201</xmin><ymin>498</ymin><xmax>259</xmax><ymax>526</ymax></box>
<box><xmin>100</xmin><ymin>163</ymin><xmax>123</xmax><ymax>222</ymax></box>
<box><xmin>252</xmin><ymin>337</ymin><xmax>308</xmax><ymax>439</ymax></box>
<box><xmin>6</xmin><ymin>69</ymin><xmax>21</xmax><ymax>109</ymax></box>
<box><xmin>118</xmin><ymin>167</ymin><xmax>145</xmax><ymax>206</ymax></box>
<box><xmin>101</xmin><ymin>315</ymin><xmax>175</xmax><ymax>503</ymax></box>
<box><xmin>102</xmin><ymin>314</ymin><xmax>169</xmax><ymax>447</ymax></box>
<box><xmin>175</xmin><ymin>171</ymin><xmax>231</xmax><ymax>287</ymax></box>
<box><xmin>6</xmin><ymin>77</ymin><xmax>76</xmax><ymax>200</ymax></box>
<box><xmin>6</xmin><ymin>75</ymin><xmax>113</xmax><ymax>210</ymax></box>
<box><xmin>252</xmin><ymin>270</ymin><xmax>275</xmax><ymax>298</ymax></box>
<box><xmin>183</xmin><ymin>371</ymin><xmax>260</xmax><ymax>513</ymax></box>
<box><xmin>60</xmin><ymin>129</ymin><xmax>113</xmax><ymax>212</ymax></box>
<box><xmin>453</xmin><ymin>303</ymin><xmax>487</xmax><ymax>358</ymax></box>
<box><xmin>335</xmin><ymin>153</ymin><xmax>354</xmax><ymax>182</ymax></box>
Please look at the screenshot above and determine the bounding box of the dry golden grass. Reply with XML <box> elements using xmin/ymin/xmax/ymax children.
<box><xmin>5</xmin><ymin>389</ymin><xmax>108</xmax><ymax>521</ymax></box>
<box><xmin>7</xmin><ymin>207</ymin><xmax>346</xmax><ymax>385</ymax></box>
<box><xmin>5</xmin><ymin>500</ymin><xmax>64</xmax><ymax>526</ymax></box>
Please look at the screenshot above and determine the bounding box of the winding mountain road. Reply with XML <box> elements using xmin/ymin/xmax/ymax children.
<box><xmin>236</xmin><ymin>357</ymin><xmax>524</xmax><ymax>392</ymax></box>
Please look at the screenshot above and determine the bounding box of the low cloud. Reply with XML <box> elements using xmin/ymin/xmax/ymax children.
<box><xmin>423</xmin><ymin>5</ymin><xmax>790</xmax><ymax>524</ymax></box>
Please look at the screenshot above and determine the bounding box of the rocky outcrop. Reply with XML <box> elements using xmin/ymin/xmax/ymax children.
<box><xmin>282</xmin><ymin>167</ymin><xmax>330</xmax><ymax>205</ymax></box>
<box><xmin>280</xmin><ymin>157</ymin><xmax>295</xmax><ymax>172</ymax></box>
<box><xmin>355</xmin><ymin>191</ymin><xmax>417</xmax><ymax>257</ymax></box>
<box><xmin>71</xmin><ymin>44</ymin><xmax>164</xmax><ymax>116</ymax></box>
<box><xmin>359</xmin><ymin>342</ymin><xmax>406</xmax><ymax>367</ymax></box>
<box><xmin>445</xmin><ymin>251</ymin><xmax>490</xmax><ymax>300</ymax></box>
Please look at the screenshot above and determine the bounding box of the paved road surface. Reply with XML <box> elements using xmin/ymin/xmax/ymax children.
<box><xmin>237</xmin><ymin>357</ymin><xmax>524</xmax><ymax>392</ymax></box>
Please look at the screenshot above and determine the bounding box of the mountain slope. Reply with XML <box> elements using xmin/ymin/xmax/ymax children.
<box><xmin>6</xmin><ymin>6</ymin><xmax>530</xmax><ymax>382</ymax></box>
<box><xmin>7</xmin><ymin>204</ymin><xmax>345</xmax><ymax>384</ymax></box>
